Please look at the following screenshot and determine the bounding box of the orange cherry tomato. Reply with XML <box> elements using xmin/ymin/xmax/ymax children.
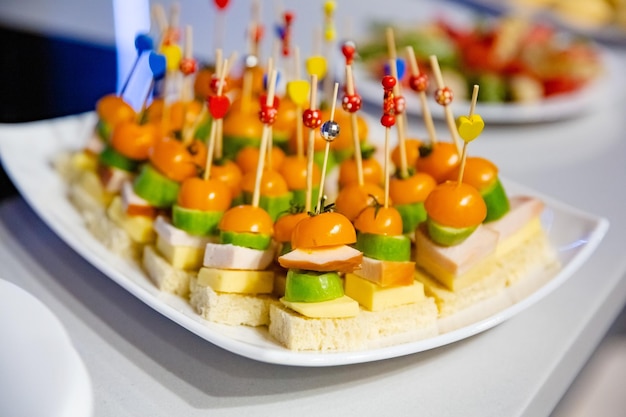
<box><xmin>354</xmin><ymin>206</ymin><xmax>403</xmax><ymax>236</ymax></box>
<box><xmin>334</xmin><ymin>181</ymin><xmax>386</xmax><ymax>222</ymax></box>
<box><xmin>415</xmin><ymin>142</ymin><xmax>460</xmax><ymax>183</ymax></box>
<box><xmin>447</xmin><ymin>156</ymin><xmax>498</xmax><ymax>191</ymax></box>
<box><xmin>274</xmin><ymin>211</ymin><xmax>310</xmax><ymax>243</ymax></box>
<box><xmin>389</xmin><ymin>172</ymin><xmax>437</xmax><ymax>205</ymax></box>
<box><xmin>193</xmin><ymin>67</ymin><xmax>215</xmax><ymax>100</ymax></box>
<box><xmin>424</xmin><ymin>181</ymin><xmax>487</xmax><ymax>228</ymax></box>
<box><xmin>222</xmin><ymin>109</ymin><xmax>264</xmax><ymax>142</ymax></box>
<box><xmin>210</xmin><ymin>159</ymin><xmax>243</xmax><ymax>198</ymax></box>
<box><xmin>149</xmin><ymin>137</ymin><xmax>207</xmax><ymax>182</ymax></box>
<box><xmin>146</xmin><ymin>99</ymin><xmax>204</xmax><ymax>133</ymax></box>
<box><xmin>278</xmin><ymin>155</ymin><xmax>321</xmax><ymax>191</ymax></box>
<box><xmin>241</xmin><ymin>169</ymin><xmax>289</xmax><ymax>197</ymax></box>
<box><xmin>291</xmin><ymin>211</ymin><xmax>357</xmax><ymax>249</ymax></box>
<box><xmin>338</xmin><ymin>156</ymin><xmax>383</xmax><ymax>188</ymax></box>
<box><xmin>391</xmin><ymin>138</ymin><xmax>422</xmax><ymax>171</ymax></box>
<box><xmin>96</xmin><ymin>94</ymin><xmax>136</xmax><ymax>126</ymax></box>
<box><xmin>177</xmin><ymin>177</ymin><xmax>232</xmax><ymax>211</ymax></box>
<box><xmin>219</xmin><ymin>204</ymin><xmax>274</xmax><ymax>235</ymax></box>
<box><xmin>272</xmin><ymin>96</ymin><xmax>298</xmax><ymax>139</ymax></box>
<box><xmin>235</xmin><ymin>145</ymin><xmax>286</xmax><ymax>174</ymax></box>
<box><xmin>110</xmin><ymin>121</ymin><xmax>159</xmax><ymax>160</ymax></box>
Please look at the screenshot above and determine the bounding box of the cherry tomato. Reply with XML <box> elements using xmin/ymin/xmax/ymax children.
<box><xmin>241</xmin><ymin>169</ymin><xmax>289</xmax><ymax>197</ymax></box>
<box><xmin>338</xmin><ymin>156</ymin><xmax>383</xmax><ymax>188</ymax></box>
<box><xmin>110</xmin><ymin>121</ymin><xmax>159</xmax><ymax>160</ymax></box>
<box><xmin>424</xmin><ymin>181</ymin><xmax>487</xmax><ymax>228</ymax></box>
<box><xmin>274</xmin><ymin>211</ymin><xmax>309</xmax><ymax>243</ymax></box>
<box><xmin>353</xmin><ymin>206</ymin><xmax>403</xmax><ymax>236</ymax></box>
<box><xmin>219</xmin><ymin>204</ymin><xmax>274</xmax><ymax>235</ymax></box>
<box><xmin>278</xmin><ymin>155</ymin><xmax>321</xmax><ymax>191</ymax></box>
<box><xmin>291</xmin><ymin>211</ymin><xmax>356</xmax><ymax>249</ymax></box>
<box><xmin>389</xmin><ymin>172</ymin><xmax>436</xmax><ymax>204</ymax></box>
<box><xmin>177</xmin><ymin>177</ymin><xmax>232</xmax><ymax>211</ymax></box>
<box><xmin>416</xmin><ymin>142</ymin><xmax>460</xmax><ymax>184</ymax></box>
<box><xmin>334</xmin><ymin>181</ymin><xmax>386</xmax><ymax>222</ymax></box>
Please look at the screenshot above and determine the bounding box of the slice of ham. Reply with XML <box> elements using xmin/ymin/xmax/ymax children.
<box><xmin>484</xmin><ymin>196</ymin><xmax>545</xmax><ymax>242</ymax></box>
<box><xmin>278</xmin><ymin>245</ymin><xmax>363</xmax><ymax>273</ymax></box>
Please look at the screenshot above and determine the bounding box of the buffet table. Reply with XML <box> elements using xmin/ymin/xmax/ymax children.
<box><xmin>1</xmin><ymin>1</ymin><xmax>626</xmax><ymax>416</ymax></box>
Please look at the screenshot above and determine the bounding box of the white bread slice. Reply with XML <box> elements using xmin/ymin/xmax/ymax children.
<box><xmin>143</xmin><ymin>245</ymin><xmax>195</xmax><ymax>298</ymax></box>
<box><xmin>189</xmin><ymin>277</ymin><xmax>277</xmax><ymax>326</ymax></box>
<box><xmin>278</xmin><ymin>245</ymin><xmax>362</xmax><ymax>273</ymax></box>
<box><xmin>268</xmin><ymin>302</ymin><xmax>366</xmax><ymax>351</ymax></box>
<box><xmin>269</xmin><ymin>295</ymin><xmax>439</xmax><ymax>351</ymax></box>
<box><xmin>67</xmin><ymin>169</ymin><xmax>113</xmax><ymax>215</ymax></box>
<box><xmin>83</xmin><ymin>206</ymin><xmax>142</xmax><ymax>260</ymax></box>
<box><xmin>203</xmin><ymin>242</ymin><xmax>275</xmax><ymax>270</ymax></box>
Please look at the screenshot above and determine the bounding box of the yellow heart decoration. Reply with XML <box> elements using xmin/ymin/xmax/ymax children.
<box><xmin>305</xmin><ymin>56</ymin><xmax>328</xmax><ymax>79</ymax></box>
<box><xmin>161</xmin><ymin>44</ymin><xmax>182</xmax><ymax>72</ymax></box>
<box><xmin>456</xmin><ymin>114</ymin><xmax>485</xmax><ymax>143</ymax></box>
<box><xmin>286</xmin><ymin>80</ymin><xmax>310</xmax><ymax>106</ymax></box>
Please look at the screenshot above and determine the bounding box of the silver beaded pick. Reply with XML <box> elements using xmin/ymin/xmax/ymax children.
<box><xmin>320</xmin><ymin>120</ymin><xmax>340</xmax><ymax>142</ymax></box>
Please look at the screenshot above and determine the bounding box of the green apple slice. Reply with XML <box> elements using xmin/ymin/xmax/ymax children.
<box><xmin>219</xmin><ymin>230</ymin><xmax>271</xmax><ymax>250</ymax></box>
<box><xmin>481</xmin><ymin>178</ymin><xmax>510</xmax><ymax>223</ymax></box>
<box><xmin>133</xmin><ymin>164</ymin><xmax>180</xmax><ymax>208</ymax></box>
<box><xmin>355</xmin><ymin>233</ymin><xmax>412</xmax><ymax>262</ymax></box>
<box><xmin>394</xmin><ymin>201</ymin><xmax>427</xmax><ymax>235</ymax></box>
<box><xmin>242</xmin><ymin>192</ymin><xmax>294</xmax><ymax>222</ymax></box>
<box><xmin>172</xmin><ymin>204</ymin><xmax>223</xmax><ymax>236</ymax></box>
<box><xmin>426</xmin><ymin>217</ymin><xmax>477</xmax><ymax>246</ymax></box>
<box><xmin>99</xmin><ymin>145</ymin><xmax>139</xmax><ymax>172</ymax></box>
<box><xmin>283</xmin><ymin>269</ymin><xmax>344</xmax><ymax>303</ymax></box>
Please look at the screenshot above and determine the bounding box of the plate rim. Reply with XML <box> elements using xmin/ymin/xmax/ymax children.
<box><xmin>0</xmin><ymin>113</ymin><xmax>609</xmax><ymax>367</ymax></box>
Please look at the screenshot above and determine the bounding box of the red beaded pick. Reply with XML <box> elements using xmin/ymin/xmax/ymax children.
<box><xmin>381</xmin><ymin>75</ymin><xmax>397</xmax><ymax>128</ymax></box>
<box><xmin>341</xmin><ymin>41</ymin><xmax>356</xmax><ymax>66</ymax></box>
<box><xmin>341</xmin><ymin>94</ymin><xmax>362</xmax><ymax>113</ymax></box>
<box><xmin>302</xmin><ymin>108</ymin><xmax>323</xmax><ymax>129</ymax></box>
<box><xmin>381</xmin><ymin>114</ymin><xmax>395</xmax><ymax>127</ymax></box>
<box><xmin>408</xmin><ymin>73</ymin><xmax>428</xmax><ymax>93</ymax></box>
<box><xmin>259</xmin><ymin>105</ymin><xmax>278</xmax><ymax>125</ymax></box>
<box><xmin>434</xmin><ymin>86</ymin><xmax>453</xmax><ymax>106</ymax></box>
<box><xmin>382</xmin><ymin>75</ymin><xmax>396</xmax><ymax>90</ymax></box>
<box><xmin>258</xmin><ymin>94</ymin><xmax>280</xmax><ymax>111</ymax></box>
<box><xmin>281</xmin><ymin>11</ymin><xmax>294</xmax><ymax>57</ymax></box>
<box><xmin>210</xmin><ymin>76</ymin><xmax>229</xmax><ymax>95</ymax></box>
<box><xmin>162</xmin><ymin>28</ymin><xmax>180</xmax><ymax>46</ymax></box>
<box><xmin>394</xmin><ymin>96</ymin><xmax>406</xmax><ymax>114</ymax></box>
<box><xmin>179</xmin><ymin>57</ymin><xmax>197</xmax><ymax>76</ymax></box>
<box><xmin>208</xmin><ymin>95</ymin><xmax>230</xmax><ymax>119</ymax></box>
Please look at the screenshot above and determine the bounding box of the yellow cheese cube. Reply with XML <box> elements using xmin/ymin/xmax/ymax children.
<box><xmin>71</xmin><ymin>150</ymin><xmax>98</xmax><ymax>172</ymax></box>
<box><xmin>280</xmin><ymin>295</ymin><xmax>359</xmax><ymax>318</ymax></box>
<box><xmin>197</xmin><ymin>267</ymin><xmax>274</xmax><ymax>294</ymax></box>
<box><xmin>156</xmin><ymin>236</ymin><xmax>205</xmax><ymax>270</ymax></box>
<box><xmin>107</xmin><ymin>196</ymin><xmax>155</xmax><ymax>244</ymax></box>
<box><xmin>345</xmin><ymin>274</ymin><xmax>426</xmax><ymax>311</ymax></box>
<box><xmin>495</xmin><ymin>217</ymin><xmax>543</xmax><ymax>258</ymax></box>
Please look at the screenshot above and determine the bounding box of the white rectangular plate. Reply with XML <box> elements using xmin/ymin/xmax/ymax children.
<box><xmin>0</xmin><ymin>113</ymin><xmax>609</xmax><ymax>366</ymax></box>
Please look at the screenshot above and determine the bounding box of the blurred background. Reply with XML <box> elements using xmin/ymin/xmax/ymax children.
<box><xmin>0</xmin><ymin>1</ymin><xmax>624</xmax><ymax>415</ymax></box>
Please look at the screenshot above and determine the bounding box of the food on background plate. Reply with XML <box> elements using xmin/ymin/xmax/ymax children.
<box><xmin>358</xmin><ymin>13</ymin><xmax>603</xmax><ymax>104</ymax></box>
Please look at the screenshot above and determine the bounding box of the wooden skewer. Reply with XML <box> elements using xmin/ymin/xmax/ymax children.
<box><xmin>305</xmin><ymin>74</ymin><xmax>319</xmax><ymax>214</ymax></box>
<box><xmin>429</xmin><ymin>55</ymin><xmax>461</xmax><ymax>154</ymax></box>
<box><xmin>345</xmin><ymin>64</ymin><xmax>364</xmax><ymax>187</ymax></box>
<box><xmin>456</xmin><ymin>85</ymin><xmax>480</xmax><ymax>187</ymax></box>
<box><xmin>316</xmin><ymin>82</ymin><xmax>339</xmax><ymax>214</ymax></box>
<box><xmin>252</xmin><ymin>69</ymin><xmax>279</xmax><ymax>208</ymax></box>
<box><xmin>406</xmin><ymin>46</ymin><xmax>437</xmax><ymax>145</ymax></box>
<box><xmin>203</xmin><ymin>57</ymin><xmax>230</xmax><ymax>181</ymax></box>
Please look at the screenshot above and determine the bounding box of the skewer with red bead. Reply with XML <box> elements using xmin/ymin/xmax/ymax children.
<box><xmin>252</xmin><ymin>69</ymin><xmax>280</xmax><ymax>208</ymax></box>
<box><xmin>303</xmin><ymin>74</ymin><xmax>323</xmax><ymax>213</ymax></box>
<box><xmin>406</xmin><ymin>46</ymin><xmax>437</xmax><ymax>146</ymax></box>
<box><xmin>340</xmin><ymin>40</ymin><xmax>365</xmax><ymax>187</ymax></box>
<box><xmin>429</xmin><ymin>54</ymin><xmax>461</xmax><ymax>154</ymax></box>
<box><xmin>380</xmin><ymin>75</ymin><xmax>397</xmax><ymax>209</ymax></box>
<box><xmin>204</xmin><ymin>56</ymin><xmax>232</xmax><ymax>181</ymax></box>
<box><xmin>316</xmin><ymin>82</ymin><xmax>340</xmax><ymax>214</ymax></box>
